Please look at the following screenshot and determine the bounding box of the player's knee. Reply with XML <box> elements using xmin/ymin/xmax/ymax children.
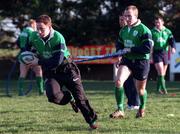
<box><xmin>58</xmin><ymin>91</ymin><xmax>72</xmax><ymax>105</ymax></box>
<box><xmin>19</xmin><ymin>70</ymin><xmax>27</xmax><ymax>77</ymax></box>
<box><xmin>45</xmin><ymin>79</ymin><xmax>59</xmax><ymax>104</ymax></box>
<box><xmin>138</xmin><ymin>88</ymin><xmax>146</xmax><ymax>95</ymax></box>
<box><xmin>45</xmin><ymin>79</ymin><xmax>54</xmax><ymax>103</ymax></box>
<box><xmin>45</xmin><ymin>79</ymin><xmax>71</xmax><ymax>105</ymax></box>
<box><xmin>115</xmin><ymin>80</ymin><xmax>122</xmax><ymax>88</ymax></box>
<box><xmin>34</xmin><ymin>66</ymin><xmax>42</xmax><ymax>76</ymax></box>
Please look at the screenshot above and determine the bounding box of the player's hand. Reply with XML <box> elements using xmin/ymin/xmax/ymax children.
<box><xmin>171</xmin><ymin>48</ymin><xmax>176</xmax><ymax>54</ymax></box>
<box><xmin>117</xmin><ymin>56</ymin><xmax>122</xmax><ymax>62</ymax></box>
<box><xmin>123</xmin><ymin>48</ymin><xmax>131</xmax><ymax>53</ymax></box>
<box><xmin>28</xmin><ymin>56</ymin><xmax>39</xmax><ymax>66</ymax></box>
<box><xmin>114</xmin><ymin>57</ymin><xmax>122</xmax><ymax>68</ymax></box>
<box><xmin>115</xmin><ymin>62</ymin><xmax>119</xmax><ymax>68</ymax></box>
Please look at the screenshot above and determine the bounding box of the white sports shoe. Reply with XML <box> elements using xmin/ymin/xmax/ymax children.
<box><xmin>127</xmin><ymin>105</ymin><xmax>139</xmax><ymax>110</ymax></box>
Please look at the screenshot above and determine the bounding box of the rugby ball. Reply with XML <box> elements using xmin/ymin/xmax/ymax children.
<box><xmin>19</xmin><ymin>51</ymin><xmax>37</xmax><ymax>65</ymax></box>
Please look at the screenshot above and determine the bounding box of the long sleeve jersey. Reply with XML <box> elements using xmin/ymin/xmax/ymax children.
<box><xmin>116</xmin><ymin>20</ymin><xmax>153</xmax><ymax>60</ymax></box>
<box><xmin>28</xmin><ymin>28</ymin><xmax>70</xmax><ymax>70</ymax></box>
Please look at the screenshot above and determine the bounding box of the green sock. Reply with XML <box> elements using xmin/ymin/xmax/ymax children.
<box><xmin>18</xmin><ymin>77</ymin><xmax>25</xmax><ymax>96</ymax></box>
<box><xmin>161</xmin><ymin>76</ymin><xmax>167</xmax><ymax>92</ymax></box>
<box><xmin>157</xmin><ymin>76</ymin><xmax>162</xmax><ymax>91</ymax></box>
<box><xmin>36</xmin><ymin>77</ymin><xmax>44</xmax><ymax>95</ymax></box>
<box><xmin>139</xmin><ymin>90</ymin><xmax>147</xmax><ymax>109</ymax></box>
<box><xmin>115</xmin><ymin>87</ymin><xmax>124</xmax><ymax>111</ymax></box>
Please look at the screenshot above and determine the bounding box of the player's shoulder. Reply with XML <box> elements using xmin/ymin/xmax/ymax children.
<box><xmin>138</xmin><ymin>22</ymin><xmax>151</xmax><ymax>33</ymax></box>
<box><xmin>25</xmin><ymin>27</ymin><xmax>34</xmax><ymax>31</ymax></box>
<box><xmin>20</xmin><ymin>27</ymin><xmax>33</xmax><ymax>36</ymax></box>
<box><xmin>23</xmin><ymin>27</ymin><xmax>34</xmax><ymax>35</ymax></box>
<box><xmin>52</xmin><ymin>29</ymin><xmax>66</xmax><ymax>44</ymax></box>
<box><xmin>119</xmin><ymin>26</ymin><xmax>128</xmax><ymax>34</ymax></box>
<box><xmin>135</xmin><ymin>23</ymin><xmax>151</xmax><ymax>36</ymax></box>
<box><xmin>53</xmin><ymin>29</ymin><xmax>65</xmax><ymax>39</ymax></box>
<box><xmin>163</xmin><ymin>27</ymin><xmax>172</xmax><ymax>34</ymax></box>
<box><xmin>28</xmin><ymin>31</ymin><xmax>39</xmax><ymax>41</ymax></box>
<box><xmin>151</xmin><ymin>27</ymin><xmax>156</xmax><ymax>32</ymax></box>
<box><xmin>30</xmin><ymin>31</ymin><xmax>38</xmax><ymax>37</ymax></box>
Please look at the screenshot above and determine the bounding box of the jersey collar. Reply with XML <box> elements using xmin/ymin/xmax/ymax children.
<box><xmin>43</xmin><ymin>28</ymin><xmax>55</xmax><ymax>42</ymax></box>
<box><xmin>154</xmin><ymin>26</ymin><xmax>165</xmax><ymax>32</ymax></box>
<box><xmin>49</xmin><ymin>28</ymin><xmax>55</xmax><ymax>39</ymax></box>
<box><xmin>128</xmin><ymin>19</ymin><xmax>141</xmax><ymax>28</ymax></box>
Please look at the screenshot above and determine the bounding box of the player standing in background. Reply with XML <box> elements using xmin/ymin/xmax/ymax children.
<box><xmin>27</xmin><ymin>15</ymin><xmax>98</xmax><ymax>129</ymax></box>
<box><xmin>151</xmin><ymin>15</ymin><xmax>176</xmax><ymax>94</ymax></box>
<box><xmin>114</xmin><ymin>14</ymin><xmax>139</xmax><ymax>110</ymax></box>
<box><xmin>110</xmin><ymin>5</ymin><xmax>153</xmax><ymax>118</ymax></box>
<box><xmin>17</xmin><ymin>19</ymin><xmax>44</xmax><ymax>96</ymax></box>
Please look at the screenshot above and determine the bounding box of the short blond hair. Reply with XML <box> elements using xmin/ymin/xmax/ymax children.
<box><xmin>125</xmin><ymin>5</ymin><xmax>138</xmax><ymax>17</ymax></box>
<box><xmin>29</xmin><ymin>19</ymin><xmax>36</xmax><ymax>25</ymax></box>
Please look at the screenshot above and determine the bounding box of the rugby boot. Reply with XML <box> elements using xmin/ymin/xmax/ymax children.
<box><xmin>89</xmin><ymin>121</ymin><xmax>99</xmax><ymax>129</ymax></box>
<box><xmin>109</xmin><ymin>109</ymin><xmax>125</xmax><ymax>119</ymax></box>
<box><xmin>136</xmin><ymin>109</ymin><xmax>145</xmax><ymax>118</ymax></box>
<box><xmin>158</xmin><ymin>90</ymin><xmax>164</xmax><ymax>95</ymax></box>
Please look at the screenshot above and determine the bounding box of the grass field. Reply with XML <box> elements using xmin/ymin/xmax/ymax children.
<box><xmin>0</xmin><ymin>80</ymin><xmax>180</xmax><ymax>134</ymax></box>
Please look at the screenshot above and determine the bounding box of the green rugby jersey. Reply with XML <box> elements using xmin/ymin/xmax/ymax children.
<box><xmin>18</xmin><ymin>27</ymin><xmax>34</xmax><ymax>49</ymax></box>
<box><xmin>118</xmin><ymin>20</ymin><xmax>153</xmax><ymax>60</ymax></box>
<box><xmin>28</xmin><ymin>29</ymin><xmax>70</xmax><ymax>70</ymax></box>
<box><xmin>151</xmin><ymin>27</ymin><xmax>174</xmax><ymax>52</ymax></box>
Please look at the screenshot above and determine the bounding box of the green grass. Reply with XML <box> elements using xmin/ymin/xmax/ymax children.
<box><xmin>0</xmin><ymin>81</ymin><xmax>180</xmax><ymax>134</ymax></box>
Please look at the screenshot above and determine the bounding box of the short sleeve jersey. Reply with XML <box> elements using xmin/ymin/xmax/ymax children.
<box><xmin>119</xmin><ymin>22</ymin><xmax>152</xmax><ymax>60</ymax></box>
<box><xmin>151</xmin><ymin>27</ymin><xmax>173</xmax><ymax>52</ymax></box>
<box><xmin>29</xmin><ymin>29</ymin><xmax>70</xmax><ymax>59</ymax></box>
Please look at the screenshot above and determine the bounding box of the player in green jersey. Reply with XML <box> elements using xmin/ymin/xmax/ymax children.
<box><xmin>114</xmin><ymin>13</ymin><xmax>139</xmax><ymax>110</ymax></box>
<box><xmin>110</xmin><ymin>5</ymin><xmax>153</xmax><ymax>118</ymax></box>
<box><xmin>17</xmin><ymin>19</ymin><xmax>44</xmax><ymax>96</ymax></box>
<box><xmin>27</xmin><ymin>15</ymin><xmax>98</xmax><ymax>129</ymax></box>
<box><xmin>151</xmin><ymin>15</ymin><xmax>176</xmax><ymax>94</ymax></box>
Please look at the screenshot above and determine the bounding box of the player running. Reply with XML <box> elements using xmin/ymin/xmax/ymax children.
<box><xmin>115</xmin><ymin>13</ymin><xmax>140</xmax><ymax>110</ymax></box>
<box><xmin>151</xmin><ymin>15</ymin><xmax>176</xmax><ymax>94</ymax></box>
<box><xmin>26</xmin><ymin>15</ymin><xmax>98</xmax><ymax>129</ymax></box>
<box><xmin>110</xmin><ymin>5</ymin><xmax>153</xmax><ymax>118</ymax></box>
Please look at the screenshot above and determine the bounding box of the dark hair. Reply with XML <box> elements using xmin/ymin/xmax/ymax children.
<box><xmin>36</xmin><ymin>14</ymin><xmax>52</xmax><ymax>25</ymax></box>
<box><xmin>154</xmin><ymin>14</ymin><xmax>164</xmax><ymax>21</ymax></box>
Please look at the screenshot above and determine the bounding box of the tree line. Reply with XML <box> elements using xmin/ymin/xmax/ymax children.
<box><xmin>0</xmin><ymin>0</ymin><xmax>179</xmax><ymax>46</ymax></box>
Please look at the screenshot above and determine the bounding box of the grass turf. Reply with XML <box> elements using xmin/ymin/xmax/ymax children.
<box><xmin>0</xmin><ymin>80</ymin><xmax>180</xmax><ymax>134</ymax></box>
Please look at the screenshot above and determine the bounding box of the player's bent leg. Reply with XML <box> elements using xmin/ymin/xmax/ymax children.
<box><xmin>67</xmin><ymin>82</ymin><xmax>98</xmax><ymax>128</ymax></box>
<box><xmin>45</xmin><ymin>79</ymin><xmax>72</xmax><ymax>105</ymax></box>
<box><xmin>110</xmin><ymin>65</ymin><xmax>130</xmax><ymax>119</ymax></box>
<box><xmin>65</xmin><ymin>63</ymin><xmax>98</xmax><ymax>129</ymax></box>
<box><xmin>19</xmin><ymin>63</ymin><xmax>29</xmax><ymax>78</ymax></box>
<box><xmin>76</xmin><ymin>99</ymin><xmax>98</xmax><ymax>129</ymax></box>
<box><xmin>33</xmin><ymin>65</ymin><xmax>43</xmax><ymax>76</ymax></box>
